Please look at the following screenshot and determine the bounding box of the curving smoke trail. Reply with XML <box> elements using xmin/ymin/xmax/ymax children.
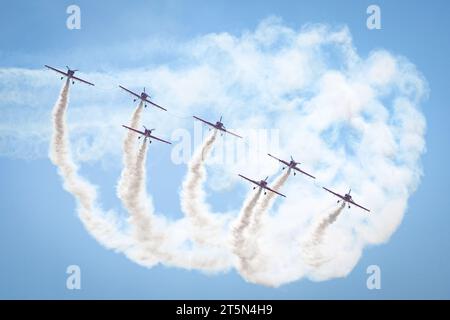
<box><xmin>302</xmin><ymin>203</ymin><xmax>346</xmax><ymax>268</ymax></box>
<box><xmin>180</xmin><ymin>130</ymin><xmax>224</xmax><ymax>245</ymax></box>
<box><xmin>250</xmin><ymin>169</ymin><xmax>291</xmax><ymax>233</ymax></box>
<box><xmin>232</xmin><ymin>170</ymin><xmax>291</xmax><ymax>282</ymax></box>
<box><xmin>232</xmin><ymin>188</ymin><xmax>263</xmax><ymax>277</ymax></box>
<box><xmin>49</xmin><ymin>79</ymin><xmax>130</xmax><ymax>252</ymax></box>
<box><xmin>312</xmin><ymin>202</ymin><xmax>345</xmax><ymax>246</ymax></box>
<box><xmin>117</xmin><ymin>101</ymin><xmax>143</xmax><ymax>199</ymax></box>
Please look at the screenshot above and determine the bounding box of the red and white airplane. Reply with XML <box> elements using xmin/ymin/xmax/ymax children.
<box><xmin>238</xmin><ymin>174</ymin><xmax>286</xmax><ymax>198</ymax></box>
<box><xmin>122</xmin><ymin>125</ymin><xmax>171</xmax><ymax>145</ymax></box>
<box><xmin>268</xmin><ymin>154</ymin><xmax>315</xmax><ymax>179</ymax></box>
<box><xmin>44</xmin><ymin>65</ymin><xmax>95</xmax><ymax>86</ymax></box>
<box><xmin>119</xmin><ymin>85</ymin><xmax>167</xmax><ymax>111</ymax></box>
<box><xmin>193</xmin><ymin>116</ymin><xmax>242</xmax><ymax>138</ymax></box>
<box><xmin>323</xmin><ymin>187</ymin><xmax>370</xmax><ymax>212</ymax></box>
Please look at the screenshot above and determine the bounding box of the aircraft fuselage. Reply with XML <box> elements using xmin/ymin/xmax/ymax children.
<box><xmin>215</xmin><ymin>122</ymin><xmax>224</xmax><ymax>130</ymax></box>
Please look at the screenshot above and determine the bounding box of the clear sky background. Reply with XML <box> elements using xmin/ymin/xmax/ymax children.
<box><xmin>0</xmin><ymin>0</ymin><xmax>449</xmax><ymax>299</ymax></box>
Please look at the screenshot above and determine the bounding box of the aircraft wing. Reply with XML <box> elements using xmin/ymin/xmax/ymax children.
<box><xmin>293</xmin><ymin>166</ymin><xmax>316</xmax><ymax>179</ymax></box>
<box><xmin>238</xmin><ymin>174</ymin><xmax>260</xmax><ymax>186</ymax></box>
<box><xmin>193</xmin><ymin>116</ymin><xmax>217</xmax><ymax>128</ymax></box>
<box><xmin>143</xmin><ymin>98</ymin><xmax>167</xmax><ymax>111</ymax></box>
<box><xmin>348</xmin><ymin>200</ymin><xmax>371</xmax><ymax>213</ymax></box>
<box><xmin>149</xmin><ymin>134</ymin><xmax>172</xmax><ymax>145</ymax></box>
<box><xmin>71</xmin><ymin>75</ymin><xmax>95</xmax><ymax>86</ymax></box>
<box><xmin>119</xmin><ymin>85</ymin><xmax>141</xmax><ymax>99</ymax></box>
<box><xmin>323</xmin><ymin>187</ymin><xmax>346</xmax><ymax>201</ymax></box>
<box><xmin>264</xmin><ymin>186</ymin><xmax>287</xmax><ymax>198</ymax></box>
<box><xmin>221</xmin><ymin>127</ymin><xmax>243</xmax><ymax>139</ymax></box>
<box><xmin>267</xmin><ymin>153</ymin><xmax>289</xmax><ymax>166</ymax></box>
<box><xmin>45</xmin><ymin>65</ymin><xmax>68</xmax><ymax>76</ymax></box>
<box><xmin>122</xmin><ymin>125</ymin><xmax>145</xmax><ymax>136</ymax></box>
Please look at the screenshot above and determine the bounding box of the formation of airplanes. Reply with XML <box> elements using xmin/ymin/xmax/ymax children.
<box><xmin>46</xmin><ymin>64</ymin><xmax>371</xmax><ymax>213</ymax></box>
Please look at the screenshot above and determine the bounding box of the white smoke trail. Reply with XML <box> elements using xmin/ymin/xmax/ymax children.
<box><xmin>302</xmin><ymin>203</ymin><xmax>346</xmax><ymax>268</ymax></box>
<box><xmin>116</xmin><ymin>101</ymin><xmax>143</xmax><ymax>196</ymax></box>
<box><xmin>49</xmin><ymin>80</ymin><xmax>130</xmax><ymax>252</ymax></box>
<box><xmin>312</xmin><ymin>203</ymin><xmax>346</xmax><ymax>245</ymax></box>
<box><xmin>231</xmin><ymin>170</ymin><xmax>291</xmax><ymax>283</ymax></box>
<box><xmin>231</xmin><ymin>188</ymin><xmax>263</xmax><ymax>278</ymax></box>
<box><xmin>117</xmin><ymin>124</ymin><xmax>232</xmax><ymax>272</ymax></box>
<box><xmin>251</xmin><ymin>169</ymin><xmax>291</xmax><ymax>232</ymax></box>
<box><xmin>180</xmin><ymin>130</ymin><xmax>227</xmax><ymax>245</ymax></box>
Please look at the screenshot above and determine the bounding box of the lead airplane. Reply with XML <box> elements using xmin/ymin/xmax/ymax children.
<box><xmin>193</xmin><ymin>116</ymin><xmax>242</xmax><ymax>138</ymax></box>
<box><xmin>122</xmin><ymin>125</ymin><xmax>171</xmax><ymax>145</ymax></box>
<box><xmin>238</xmin><ymin>174</ymin><xmax>286</xmax><ymax>198</ymax></box>
<box><xmin>119</xmin><ymin>85</ymin><xmax>167</xmax><ymax>111</ymax></box>
<box><xmin>44</xmin><ymin>65</ymin><xmax>95</xmax><ymax>86</ymax></box>
<box><xmin>322</xmin><ymin>187</ymin><xmax>370</xmax><ymax>212</ymax></box>
<box><xmin>268</xmin><ymin>154</ymin><xmax>315</xmax><ymax>179</ymax></box>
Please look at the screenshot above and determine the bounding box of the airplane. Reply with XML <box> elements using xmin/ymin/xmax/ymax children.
<box><xmin>193</xmin><ymin>115</ymin><xmax>242</xmax><ymax>138</ymax></box>
<box><xmin>122</xmin><ymin>125</ymin><xmax>172</xmax><ymax>145</ymax></box>
<box><xmin>238</xmin><ymin>174</ymin><xmax>286</xmax><ymax>198</ymax></box>
<box><xmin>268</xmin><ymin>153</ymin><xmax>316</xmax><ymax>179</ymax></box>
<box><xmin>44</xmin><ymin>65</ymin><xmax>95</xmax><ymax>86</ymax></box>
<box><xmin>119</xmin><ymin>85</ymin><xmax>167</xmax><ymax>111</ymax></box>
<box><xmin>322</xmin><ymin>187</ymin><xmax>370</xmax><ymax>212</ymax></box>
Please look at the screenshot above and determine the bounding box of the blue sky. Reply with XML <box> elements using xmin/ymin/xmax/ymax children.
<box><xmin>1</xmin><ymin>0</ymin><xmax>450</xmax><ymax>299</ymax></box>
